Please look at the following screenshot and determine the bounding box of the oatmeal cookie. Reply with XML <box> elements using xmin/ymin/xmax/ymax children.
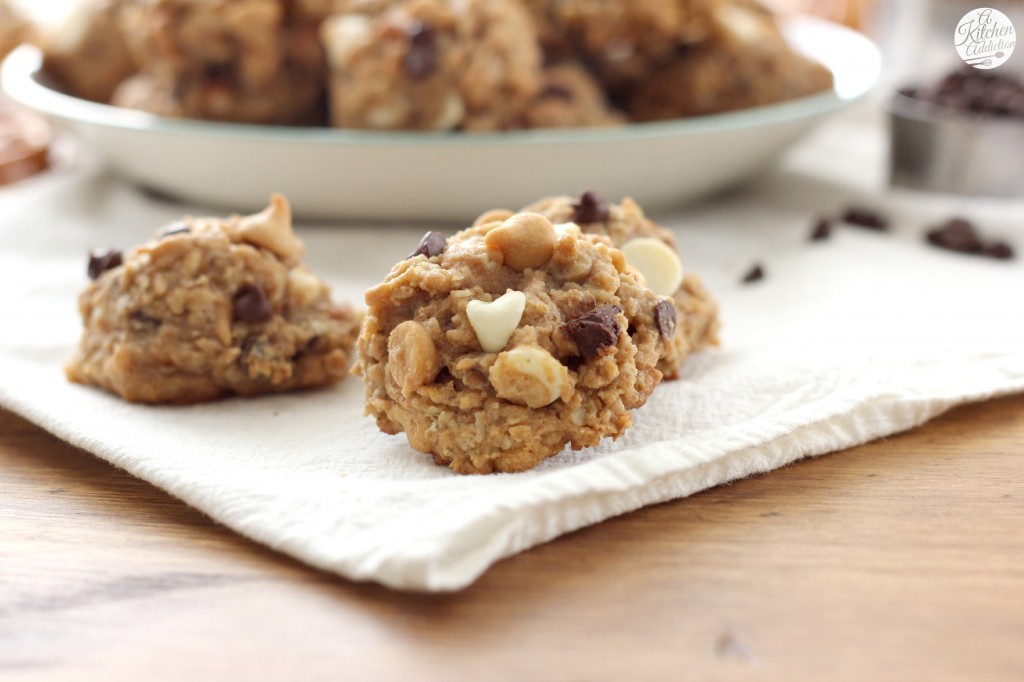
<box><xmin>116</xmin><ymin>0</ymin><xmax>325</xmax><ymax>124</ymax></box>
<box><xmin>521</xmin><ymin>62</ymin><xmax>626</xmax><ymax>129</ymax></box>
<box><xmin>628</xmin><ymin>0</ymin><xmax>834</xmax><ymax>120</ymax></box>
<box><xmin>356</xmin><ymin>213</ymin><xmax>674</xmax><ymax>474</ymax></box>
<box><xmin>523</xmin><ymin>0</ymin><xmax>718</xmax><ymax>89</ymax></box>
<box><xmin>41</xmin><ymin>0</ymin><xmax>136</xmax><ymax>103</ymax></box>
<box><xmin>518</xmin><ymin>192</ymin><xmax>719</xmax><ymax>379</ymax></box>
<box><xmin>67</xmin><ymin>195</ymin><xmax>361</xmax><ymax>404</ymax></box>
<box><xmin>321</xmin><ymin>0</ymin><xmax>542</xmax><ymax>131</ymax></box>
<box><xmin>111</xmin><ymin>68</ymin><xmax>326</xmax><ymax>126</ymax></box>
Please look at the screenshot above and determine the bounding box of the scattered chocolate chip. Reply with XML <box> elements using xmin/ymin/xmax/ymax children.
<box><xmin>741</xmin><ymin>263</ymin><xmax>765</xmax><ymax>284</ymax></box>
<box><xmin>985</xmin><ymin>241</ymin><xmax>1015</xmax><ymax>260</ymax></box>
<box><xmin>129</xmin><ymin>310</ymin><xmax>162</xmax><ymax>328</ymax></box>
<box><xmin>159</xmin><ymin>222</ymin><xmax>191</xmax><ymax>238</ymax></box>
<box><xmin>842</xmin><ymin>207</ymin><xmax>889</xmax><ymax>231</ymax></box>
<box><xmin>539</xmin><ymin>83</ymin><xmax>574</xmax><ymax>101</ymax></box>
<box><xmin>654</xmin><ymin>299</ymin><xmax>676</xmax><ymax>338</ymax></box>
<box><xmin>87</xmin><ymin>248</ymin><xmax>123</xmax><ymax>280</ymax></box>
<box><xmin>572</xmin><ymin>191</ymin><xmax>610</xmax><ymax>224</ymax></box>
<box><xmin>809</xmin><ymin>217</ymin><xmax>833</xmax><ymax>242</ymax></box>
<box><xmin>566</xmin><ymin>304</ymin><xmax>621</xmax><ymax>359</ymax></box>
<box><xmin>403</xmin><ymin>22</ymin><xmax>438</xmax><ymax>80</ymax></box>
<box><xmin>925</xmin><ymin>217</ymin><xmax>1017</xmax><ymax>260</ymax></box>
<box><xmin>408</xmin><ymin>231</ymin><xmax>447</xmax><ymax>259</ymax></box>
<box><xmin>926</xmin><ymin>217</ymin><xmax>984</xmax><ymax>254</ymax></box>
<box><xmin>433</xmin><ymin>366</ymin><xmax>453</xmax><ymax>384</ymax></box>
<box><xmin>233</xmin><ymin>283</ymin><xmax>273</xmax><ymax>323</ymax></box>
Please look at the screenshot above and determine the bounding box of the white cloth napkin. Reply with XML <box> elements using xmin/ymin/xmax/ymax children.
<box><xmin>2</xmin><ymin>111</ymin><xmax>1023</xmax><ymax>591</ymax></box>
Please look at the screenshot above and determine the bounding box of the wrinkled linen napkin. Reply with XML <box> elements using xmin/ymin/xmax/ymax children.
<box><xmin>1</xmin><ymin>112</ymin><xmax>1023</xmax><ymax>591</ymax></box>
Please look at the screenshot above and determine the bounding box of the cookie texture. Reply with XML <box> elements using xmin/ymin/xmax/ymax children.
<box><xmin>628</xmin><ymin>0</ymin><xmax>834</xmax><ymax>120</ymax></box>
<box><xmin>114</xmin><ymin>0</ymin><xmax>326</xmax><ymax>125</ymax></box>
<box><xmin>356</xmin><ymin>214</ymin><xmax>673</xmax><ymax>474</ymax></box>
<box><xmin>524</xmin><ymin>0</ymin><xmax>716</xmax><ymax>88</ymax></box>
<box><xmin>521</xmin><ymin>62</ymin><xmax>626</xmax><ymax>129</ymax></box>
<box><xmin>321</xmin><ymin>0</ymin><xmax>542</xmax><ymax>130</ymax></box>
<box><xmin>67</xmin><ymin>195</ymin><xmax>360</xmax><ymax>404</ymax></box>
<box><xmin>521</xmin><ymin>192</ymin><xmax>720</xmax><ymax>378</ymax></box>
<box><xmin>41</xmin><ymin>0</ymin><xmax>136</xmax><ymax>103</ymax></box>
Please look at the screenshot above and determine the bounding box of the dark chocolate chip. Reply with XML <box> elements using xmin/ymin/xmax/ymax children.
<box><xmin>408</xmin><ymin>231</ymin><xmax>447</xmax><ymax>259</ymax></box>
<box><xmin>87</xmin><ymin>248</ymin><xmax>123</xmax><ymax>280</ymax></box>
<box><xmin>159</xmin><ymin>222</ymin><xmax>191</xmax><ymax>238</ymax></box>
<box><xmin>911</xmin><ymin>68</ymin><xmax>1024</xmax><ymax>119</ymax></box>
<box><xmin>654</xmin><ymin>299</ymin><xmax>676</xmax><ymax>338</ymax></box>
<box><xmin>539</xmin><ymin>83</ymin><xmax>574</xmax><ymax>101</ymax></box>
<box><xmin>985</xmin><ymin>241</ymin><xmax>1015</xmax><ymax>260</ymax></box>
<box><xmin>809</xmin><ymin>217</ymin><xmax>833</xmax><ymax>242</ymax></box>
<box><xmin>233</xmin><ymin>283</ymin><xmax>273</xmax><ymax>323</ymax></box>
<box><xmin>572</xmin><ymin>191</ymin><xmax>610</xmax><ymax>224</ymax></box>
<box><xmin>129</xmin><ymin>310</ymin><xmax>162</xmax><ymax>328</ymax></box>
<box><xmin>742</xmin><ymin>263</ymin><xmax>765</xmax><ymax>284</ymax></box>
<box><xmin>561</xmin><ymin>356</ymin><xmax>585</xmax><ymax>371</ymax></box>
<box><xmin>842</xmin><ymin>207</ymin><xmax>889</xmax><ymax>231</ymax></box>
<box><xmin>926</xmin><ymin>217</ymin><xmax>984</xmax><ymax>254</ymax></box>
<box><xmin>566</xmin><ymin>304</ymin><xmax>621</xmax><ymax>359</ymax></box>
<box><xmin>403</xmin><ymin>22</ymin><xmax>438</xmax><ymax>80</ymax></box>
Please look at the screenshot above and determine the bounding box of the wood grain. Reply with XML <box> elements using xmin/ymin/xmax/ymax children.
<box><xmin>2</xmin><ymin>396</ymin><xmax>1023</xmax><ymax>681</ymax></box>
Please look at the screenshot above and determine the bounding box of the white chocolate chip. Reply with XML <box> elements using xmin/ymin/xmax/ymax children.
<box><xmin>237</xmin><ymin>194</ymin><xmax>305</xmax><ymax>264</ymax></box>
<box><xmin>489</xmin><ymin>345</ymin><xmax>570</xmax><ymax>408</ymax></box>
<box><xmin>620</xmin><ymin>237</ymin><xmax>684</xmax><ymax>296</ymax></box>
<box><xmin>466</xmin><ymin>290</ymin><xmax>526</xmax><ymax>353</ymax></box>
<box><xmin>321</xmin><ymin>15</ymin><xmax>374</xmax><ymax>68</ymax></box>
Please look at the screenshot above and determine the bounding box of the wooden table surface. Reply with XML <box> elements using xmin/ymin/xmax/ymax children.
<box><xmin>3</xmin><ymin>395</ymin><xmax>1023</xmax><ymax>681</ymax></box>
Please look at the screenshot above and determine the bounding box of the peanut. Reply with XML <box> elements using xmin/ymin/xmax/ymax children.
<box><xmin>484</xmin><ymin>213</ymin><xmax>557</xmax><ymax>271</ymax></box>
<box><xmin>387</xmin><ymin>321</ymin><xmax>441</xmax><ymax>396</ymax></box>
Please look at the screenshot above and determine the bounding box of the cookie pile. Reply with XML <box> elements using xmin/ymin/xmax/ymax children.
<box><xmin>68</xmin><ymin>192</ymin><xmax>719</xmax><ymax>473</ymax></box>
<box><xmin>40</xmin><ymin>0</ymin><xmax>833</xmax><ymax>130</ymax></box>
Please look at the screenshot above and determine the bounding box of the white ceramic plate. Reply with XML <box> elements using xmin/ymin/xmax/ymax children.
<box><xmin>1</xmin><ymin>16</ymin><xmax>880</xmax><ymax>222</ymax></box>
